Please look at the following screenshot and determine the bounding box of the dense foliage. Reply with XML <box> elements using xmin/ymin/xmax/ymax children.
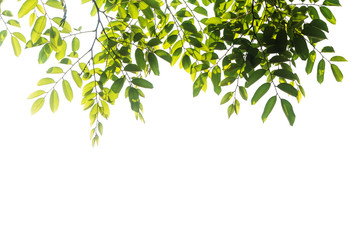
<box><xmin>0</xmin><ymin>0</ymin><xmax>345</xmax><ymax>145</ymax></box>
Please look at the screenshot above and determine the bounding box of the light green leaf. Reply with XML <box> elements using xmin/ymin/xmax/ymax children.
<box><xmin>7</xmin><ymin>19</ymin><xmax>21</xmax><ymax>27</ymax></box>
<box><xmin>31</xmin><ymin>97</ymin><xmax>45</xmax><ymax>115</ymax></box>
<box><xmin>13</xmin><ymin>32</ymin><xmax>26</xmax><ymax>43</ymax></box>
<box><xmin>62</xmin><ymin>80</ymin><xmax>73</xmax><ymax>102</ymax></box>
<box><xmin>234</xmin><ymin>99</ymin><xmax>240</xmax><ymax>114</ymax></box>
<box><xmin>70</xmin><ymin>71</ymin><xmax>82</xmax><ymax>89</ymax></box>
<box><xmin>205</xmin><ymin>17</ymin><xmax>222</xmax><ymax>25</ymax></box>
<box><xmin>262</xmin><ymin>96</ymin><xmax>277</xmax><ymax>123</ymax></box>
<box><xmin>47</xmin><ymin>66</ymin><xmax>63</xmax><ymax>74</ymax></box>
<box><xmin>72</xmin><ymin>37</ymin><xmax>80</xmax><ymax>52</ymax></box>
<box><xmin>227</xmin><ymin>104</ymin><xmax>235</xmax><ymax>118</ymax></box>
<box><xmin>193</xmin><ymin>72</ymin><xmax>207</xmax><ymax>97</ymax></box>
<box><xmin>37</xmin><ymin>77</ymin><xmax>55</xmax><ymax>86</ymax></box>
<box><xmin>50</xmin><ymin>89</ymin><xmax>59</xmax><ymax>113</ymax></box>
<box><xmin>28</xmin><ymin>90</ymin><xmax>46</xmax><ymax>99</ymax></box>
<box><xmin>128</xmin><ymin>3</ymin><xmax>139</xmax><ymax>19</ymax></box>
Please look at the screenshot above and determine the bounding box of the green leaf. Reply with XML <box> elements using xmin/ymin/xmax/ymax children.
<box><xmin>28</xmin><ymin>90</ymin><xmax>46</xmax><ymax>99</ymax></box>
<box><xmin>72</xmin><ymin>37</ymin><xmax>80</xmax><ymax>52</ymax></box>
<box><xmin>251</xmin><ymin>83</ymin><xmax>271</xmax><ymax>105</ymax></box>
<box><xmin>50</xmin><ymin>89</ymin><xmax>59</xmax><ymax>113</ymax></box>
<box><xmin>0</xmin><ymin>30</ymin><xmax>7</xmax><ymax>47</ymax></box>
<box><xmin>193</xmin><ymin>72</ymin><xmax>207</xmax><ymax>97</ymax></box>
<box><xmin>31</xmin><ymin>15</ymin><xmax>46</xmax><ymax>43</ymax></box>
<box><xmin>135</xmin><ymin>48</ymin><xmax>146</xmax><ymax>70</ymax></box>
<box><xmin>181</xmin><ymin>21</ymin><xmax>198</xmax><ymax>34</ymax></box>
<box><xmin>277</xmin><ymin>83</ymin><xmax>298</xmax><ymax>97</ymax></box>
<box><xmin>321</xmin><ymin>46</ymin><xmax>335</xmax><ymax>53</ymax></box>
<box><xmin>155</xmin><ymin>50</ymin><xmax>172</xmax><ymax>64</ymax></box>
<box><xmin>317</xmin><ymin>59</ymin><xmax>325</xmax><ymax>84</ymax></box>
<box><xmin>245</xmin><ymin>69</ymin><xmax>266</xmax><ymax>88</ymax></box>
<box><xmin>143</xmin><ymin>0</ymin><xmax>161</xmax><ymax>9</ymax></box>
<box><xmin>320</xmin><ymin>6</ymin><xmax>336</xmax><ymax>24</ymax></box>
<box><xmin>331</xmin><ymin>64</ymin><xmax>343</xmax><ymax>82</ymax></box>
<box><xmin>8</xmin><ymin>19</ymin><xmax>21</xmax><ymax>27</ymax></box>
<box><xmin>109</xmin><ymin>77</ymin><xmax>124</xmax><ymax>94</ymax></box>
<box><xmin>293</xmin><ymin>34</ymin><xmax>309</xmax><ymax>60</ymax></box>
<box><xmin>219</xmin><ymin>76</ymin><xmax>236</xmax><ymax>86</ymax></box>
<box><xmin>272</xmin><ymin>69</ymin><xmax>296</xmax><ymax>80</ymax></box>
<box><xmin>2</xmin><ymin>10</ymin><xmax>13</xmax><ymax>17</ymax></box>
<box><xmin>261</xmin><ymin>96</ymin><xmax>277</xmax><ymax>123</ymax></box>
<box><xmin>305</xmin><ymin>50</ymin><xmax>316</xmax><ymax>74</ymax></box>
<box><xmin>71</xmin><ymin>70</ymin><xmax>82</xmax><ymax>88</ymax></box>
<box><xmin>193</xmin><ymin>6</ymin><xmax>207</xmax><ymax>16</ymax></box>
<box><xmin>18</xmin><ymin>0</ymin><xmax>38</xmax><ymax>18</ymax></box>
<box><xmin>323</xmin><ymin>0</ymin><xmax>341</xmax><ymax>6</ymax></box>
<box><xmin>330</xmin><ymin>56</ymin><xmax>347</xmax><ymax>62</ymax></box>
<box><xmin>124</xmin><ymin>64</ymin><xmax>141</xmax><ymax>72</ymax></box>
<box><xmin>234</xmin><ymin>99</ymin><xmax>240</xmax><ymax>114</ymax></box>
<box><xmin>128</xmin><ymin>87</ymin><xmax>140</xmax><ymax>112</ymax></box>
<box><xmin>49</xmin><ymin>26</ymin><xmax>63</xmax><ymax>52</ymax></box>
<box><xmin>220</xmin><ymin>92</ymin><xmax>233</xmax><ymax>105</ymax></box>
<box><xmin>281</xmin><ymin>99</ymin><xmax>296</xmax><ymax>126</ymax></box>
<box><xmin>148</xmin><ymin>52</ymin><xmax>159</xmax><ymax>76</ymax></box>
<box><xmin>37</xmin><ymin>77</ymin><xmax>55</xmax><ymax>86</ymax></box>
<box><xmin>47</xmin><ymin>66</ymin><xmax>63</xmax><ymax>74</ymax></box>
<box><xmin>38</xmin><ymin>43</ymin><xmax>52</xmax><ymax>64</ymax></box>
<box><xmin>147</xmin><ymin>37</ymin><xmax>162</xmax><ymax>47</ymax></box>
<box><xmin>302</xmin><ymin>24</ymin><xmax>327</xmax><ymax>40</ymax></box>
<box><xmin>31</xmin><ymin>97</ymin><xmax>45</xmax><ymax>115</ymax></box>
<box><xmin>132</xmin><ymin>78</ymin><xmax>154</xmax><ymax>89</ymax></box>
<box><xmin>11</xmin><ymin>36</ymin><xmax>21</xmax><ymax>57</ymax></box>
<box><xmin>238</xmin><ymin>86</ymin><xmax>248</xmax><ymax>101</ymax></box>
<box><xmin>227</xmin><ymin>104</ymin><xmax>235</xmax><ymax>118</ymax></box>
<box><xmin>211</xmin><ymin>66</ymin><xmax>221</xmax><ymax>95</ymax></box>
<box><xmin>62</xmin><ymin>80</ymin><xmax>73</xmax><ymax>102</ymax></box>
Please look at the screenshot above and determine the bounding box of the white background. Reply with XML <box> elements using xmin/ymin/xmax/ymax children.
<box><xmin>0</xmin><ymin>1</ymin><xmax>359</xmax><ymax>239</ymax></box>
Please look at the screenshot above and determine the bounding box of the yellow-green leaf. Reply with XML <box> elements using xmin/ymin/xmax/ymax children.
<box><xmin>31</xmin><ymin>97</ymin><xmax>45</xmax><ymax>115</ymax></box>
<box><xmin>28</xmin><ymin>90</ymin><xmax>46</xmax><ymax>99</ymax></box>
<box><xmin>128</xmin><ymin>3</ymin><xmax>139</xmax><ymax>19</ymax></box>
<box><xmin>62</xmin><ymin>80</ymin><xmax>73</xmax><ymax>102</ymax></box>
<box><xmin>31</xmin><ymin>15</ymin><xmax>46</xmax><ymax>43</ymax></box>
<box><xmin>331</xmin><ymin>64</ymin><xmax>343</xmax><ymax>82</ymax></box>
<box><xmin>50</xmin><ymin>89</ymin><xmax>59</xmax><ymax>113</ymax></box>
<box><xmin>18</xmin><ymin>0</ymin><xmax>38</xmax><ymax>18</ymax></box>
<box><xmin>11</xmin><ymin>36</ymin><xmax>21</xmax><ymax>57</ymax></box>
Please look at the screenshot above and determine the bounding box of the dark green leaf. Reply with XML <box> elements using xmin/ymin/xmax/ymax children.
<box><xmin>293</xmin><ymin>34</ymin><xmax>309</xmax><ymax>60</ymax></box>
<box><xmin>272</xmin><ymin>69</ymin><xmax>296</xmax><ymax>80</ymax></box>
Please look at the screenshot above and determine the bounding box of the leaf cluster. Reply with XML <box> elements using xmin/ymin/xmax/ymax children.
<box><xmin>0</xmin><ymin>0</ymin><xmax>345</xmax><ymax>145</ymax></box>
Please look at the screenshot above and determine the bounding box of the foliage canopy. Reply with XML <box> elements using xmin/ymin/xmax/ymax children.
<box><xmin>0</xmin><ymin>0</ymin><xmax>345</xmax><ymax>145</ymax></box>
